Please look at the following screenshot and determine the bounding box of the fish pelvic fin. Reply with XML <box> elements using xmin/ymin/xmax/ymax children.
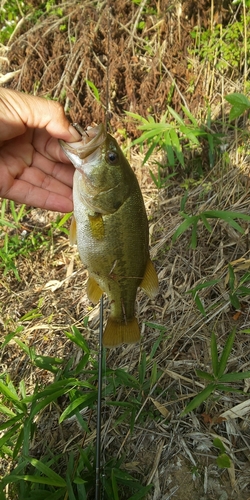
<box><xmin>103</xmin><ymin>317</ymin><xmax>140</xmax><ymax>348</ymax></box>
<box><xmin>87</xmin><ymin>275</ymin><xmax>103</xmax><ymax>304</ymax></box>
<box><xmin>140</xmin><ymin>258</ymin><xmax>159</xmax><ymax>299</ymax></box>
<box><xmin>69</xmin><ymin>215</ymin><xmax>77</xmax><ymax>245</ymax></box>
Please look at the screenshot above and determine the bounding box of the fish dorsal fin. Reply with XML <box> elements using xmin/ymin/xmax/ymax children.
<box><xmin>88</xmin><ymin>213</ymin><xmax>104</xmax><ymax>240</ymax></box>
<box><xmin>87</xmin><ymin>275</ymin><xmax>103</xmax><ymax>304</ymax></box>
<box><xmin>103</xmin><ymin>317</ymin><xmax>140</xmax><ymax>347</ymax></box>
<box><xmin>140</xmin><ymin>258</ymin><xmax>159</xmax><ymax>299</ymax></box>
<box><xmin>69</xmin><ymin>215</ymin><xmax>77</xmax><ymax>245</ymax></box>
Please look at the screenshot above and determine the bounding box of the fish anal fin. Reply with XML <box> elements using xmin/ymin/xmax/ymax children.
<box><xmin>140</xmin><ymin>258</ymin><xmax>159</xmax><ymax>298</ymax></box>
<box><xmin>69</xmin><ymin>215</ymin><xmax>77</xmax><ymax>245</ymax></box>
<box><xmin>103</xmin><ymin>317</ymin><xmax>140</xmax><ymax>348</ymax></box>
<box><xmin>87</xmin><ymin>275</ymin><xmax>103</xmax><ymax>304</ymax></box>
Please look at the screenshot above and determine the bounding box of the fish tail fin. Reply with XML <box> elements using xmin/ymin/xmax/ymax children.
<box><xmin>103</xmin><ymin>317</ymin><xmax>140</xmax><ymax>348</ymax></box>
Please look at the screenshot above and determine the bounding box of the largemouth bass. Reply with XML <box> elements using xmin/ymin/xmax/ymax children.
<box><xmin>60</xmin><ymin>124</ymin><xmax>158</xmax><ymax>347</ymax></box>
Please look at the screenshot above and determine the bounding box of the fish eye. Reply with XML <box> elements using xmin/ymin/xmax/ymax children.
<box><xmin>106</xmin><ymin>150</ymin><xmax>119</xmax><ymax>165</ymax></box>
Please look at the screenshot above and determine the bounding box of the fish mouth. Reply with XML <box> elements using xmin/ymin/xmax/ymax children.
<box><xmin>59</xmin><ymin>124</ymin><xmax>106</xmax><ymax>171</ymax></box>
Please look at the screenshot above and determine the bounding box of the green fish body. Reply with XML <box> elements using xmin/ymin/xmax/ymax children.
<box><xmin>60</xmin><ymin>124</ymin><xmax>158</xmax><ymax>347</ymax></box>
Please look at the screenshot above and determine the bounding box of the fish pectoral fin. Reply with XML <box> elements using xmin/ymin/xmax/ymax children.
<box><xmin>88</xmin><ymin>213</ymin><xmax>104</xmax><ymax>240</ymax></box>
<box><xmin>140</xmin><ymin>258</ymin><xmax>159</xmax><ymax>299</ymax></box>
<box><xmin>69</xmin><ymin>215</ymin><xmax>77</xmax><ymax>245</ymax></box>
<box><xmin>87</xmin><ymin>276</ymin><xmax>103</xmax><ymax>304</ymax></box>
<box><xmin>103</xmin><ymin>317</ymin><xmax>140</xmax><ymax>348</ymax></box>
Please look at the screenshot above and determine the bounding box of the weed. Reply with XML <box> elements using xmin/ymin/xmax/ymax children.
<box><xmin>190</xmin><ymin>7</ymin><xmax>250</xmax><ymax>74</ymax></box>
<box><xmin>173</xmin><ymin>200</ymin><xmax>250</xmax><ymax>250</ymax></box>
<box><xmin>213</xmin><ymin>438</ymin><xmax>231</xmax><ymax>469</ymax></box>
<box><xmin>225</xmin><ymin>92</ymin><xmax>250</xmax><ymax>121</ymax></box>
<box><xmin>0</xmin><ymin>203</ymin><xmax>72</xmax><ymax>281</ymax></box>
<box><xmin>85</xmin><ymin>79</ymin><xmax>101</xmax><ymax>102</ymax></box>
<box><xmin>0</xmin><ymin>0</ymin><xmax>65</xmax><ymax>44</ymax></box>
<box><xmin>0</xmin><ymin>326</ymin><xmax>156</xmax><ymax>499</ymax></box>
<box><xmin>126</xmin><ymin>105</ymin><xmax>223</xmax><ymax>185</ymax></box>
<box><xmin>182</xmin><ymin>329</ymin><xmax>250</xmax><ymax>415</ymax></box>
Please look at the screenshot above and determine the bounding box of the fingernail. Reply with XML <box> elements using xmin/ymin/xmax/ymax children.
<box><xmin>69</xmin><ymin>124</ymin><xmax>82</xmax><ymax>140</ymax></box>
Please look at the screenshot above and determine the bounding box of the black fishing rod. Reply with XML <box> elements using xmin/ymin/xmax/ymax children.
<box><xmin>95</xmin><ymin>4</ymin><xmax>111</xmax><ymax>499</ymax></box>
<box><xmin>95</xmin><ymin>296</ymin><xmax>104</xmax><ymax>500</ymax></box>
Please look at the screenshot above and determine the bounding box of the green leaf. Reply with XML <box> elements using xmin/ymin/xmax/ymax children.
<box><xmin>220</xmin><ymin>370</ymin><xmax>250</xmax><ymax>382</ymax></box>
<box><xmin>125</xmin><ymin>111</ymin><xmax>149</xmax><ymax>124</ymax></box>
<box><xmin>0</xmin><ymin>381</ymin><xmax>24</xmax><ymax>410</ymax></box>
<box><xmin>225</xmin><ymin>93</ymin><xmax>250</xmax><ymax>121</ymax></box>
<box><xmin>12</xmin><ymin>474</ymin><xmax>66</xmax><ymax>486</ymax></box>
<box><xmin>0</xmin><ymin>218</ymin><xmax>16</xmax><ymax>228</ymax></box>
<box><xmin>85</xmin><ymin>80</ymin><xmax>100</xmax><ymax>102</ymax></box>
<box><xmin>0</xmin><ymin>414</ymin><xmax>23</xmax><ymax>431</ymax></box>
<box><xmin>172</xmin><ymin>215</ymin><xmax>198</xmax><ymax>243</ymax></box>
<box><xmin>139</xmin><ymin>351</ymin><xmax>147</xmax><ymax>385</ymax></box>
<box><xmin>143</xmin><ymin>141</ymin><xmax>158</xmax><ymax>166</ymax></box>
<box><xmin>196</xmin><ymin>370</ymin><xmax>214</xmax><ymax>381</ymax></box>
<box><xmin>127</xmin><ymin>485</ymin><xmax>153</xmax><ymax>499</ymax></box>
<box><xmin>193</xmin><ymin>292</ymin><xmax>206</xmax><ymax>316</ymax></box>
<box><xmin>33</xmin><ymin>355</ymin><xmax>63</xmax><ymax>373</ymax></box>
<box><xmin>213</xmin><ymin>437</ymin><xmax>225</xmax><ymax>453</ymax></box>
<box><xmin>227</xmin><ymin>263</ymin><xmax>236</xmax><ymax>291</ymax></box>
<box><xmin>180</xmin><ymin>191</ymin><xmax>189</xmax><ymax>212</ymax></box>
<box><xmin>182</xmin><ymin>128</ymin><xmax>200</xmax><ymax>145</ymax></box>
<box><xmin>225</xmin><ymin>217</ymin><xmax>245</xmax><ymax>234</ymax></box>
<box><xmin>0</xmin><ymin>423</ymin><xmax>21</xmax><ymax>448</ymax></box>
<box><xmin>200</xmin><ymin>213</ymin><xmax>212</xmax><ymax>233</ymax></box>
<box><xmin>1</xmin><ymin>327</ymin><xmax>24</xmax><ymax>348</ymax></box>
<box><xmin>187</xmin><ymin>279</ymin><xmax>220</xmax><ymax>292</ymax></box>
<box><xmin>64</xmin><ymin>326</ymin><xmax>90</xmax><ymax>353</ymax></box>
<box><xmin>169</xmin><ymin>128</ymin><xmax>184</xmax><ymax>166</ymax></box>
<box><xmin>229</xmin><ymin>293</ymin><xmax>241</xmax><ymax>310</ymax></box>
<box><xmin>217</xmin><ymin>329</ymin><xmax>236</xmax><ymax>378</ymax></box>
<box><xmin>29</xmin><ymin>389</ymin><xmax>71</xmax><ymax>420</ymax></box>
<box><xmin>181</xmin><ymin>105</ymin><xmax>198</xmax><ymax>126</ymax></box>
<box><xmin>204</xmin><ymin>210</ymin><xmax>250</xmax><ymax>223</ymax></box>
<box><xmin>225</xmin><ymin>93</ymin><xmax>250</xmax><ymax>107</ymax></box>
<box><xmin>190</xmin><ymin>219</ymin><xmax>198</xmax><ymax>248</ymax></box>
<box><xmin>150</xmin><ymin>362</ymin><xmax>158</xmax><ymax>387</ymax></box>
<box><xmin>59</xmin><ymin>393</ymin><xmax>97</xmax><ymax>423</ymax></box>
<box><xmin>227</xmin><ymin>104</ymin><xmax>245</xmax><ymax>121</ymax></box>
<box><xmin>216</xmin><ymin>453</ymin><xmax>231</xmax><ymax>468</ymax></box>
<box><xmin>111</xmin><ymin>469</ymin><xmax>119</xmax><ymax>500</ymax></box>
<box><xmin>181</xmin><ymin>383</ymin><xmax>215</xmax><ymax>415</ymax></box>
<box><xmin>0</xmin><ymin>403</ymin><xmax>16</xmax><ymax>418</ymax></box>
<box><xmin>24</xmin><ymin>456</ymin><xmax>66</xmax><ymax>486</ymax></box>
<box><xmin>211</xmin><ymin>332</ymin><xmax>219</xmax><ymax>376</ymax></box>
<box><xmin>167</xmin><ymin>105</ymin><xmax>184</xmax><ymax>125</ymax></box>
<box><xmin>164</xmin><ymin>130</ymin><xmax>175</xmax><ymax>166</ymax></box>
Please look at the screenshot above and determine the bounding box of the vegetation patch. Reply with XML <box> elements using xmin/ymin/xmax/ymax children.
<box><xmin>0</xmin><ymin>1</ymin><xmax>250</xmax><ymax>499</ymax></box>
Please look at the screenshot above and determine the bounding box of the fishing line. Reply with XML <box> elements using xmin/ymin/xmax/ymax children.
<box><xmin>95</xmin><ymin>3</ymin><xmax>111</xmax><ymax>499</ymax></box>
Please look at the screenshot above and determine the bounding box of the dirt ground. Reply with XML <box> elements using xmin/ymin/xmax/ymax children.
<box><xmin>1</xmin><ymin>1</ymin><xmax>250</xmax><ymax>499</ymax></box>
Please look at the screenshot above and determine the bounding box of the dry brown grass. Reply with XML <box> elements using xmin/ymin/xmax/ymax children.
<box><xmin>1</xmin><ymin>1</ymin><xmax>250</xmax><ymax>499</ymax></box>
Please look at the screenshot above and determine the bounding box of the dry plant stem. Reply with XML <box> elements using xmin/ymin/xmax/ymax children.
<box><xmin>127</xmin><ymin>0</ymin><xmax>148</xmax><ymax>51</ymax></box>
<box><xmin>242</xmin><ymin>0</ymin><xmax>248</xmax><ymax>91</ymax></box>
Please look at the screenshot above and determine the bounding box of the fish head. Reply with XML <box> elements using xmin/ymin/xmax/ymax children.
<box><xmin>60</xmin><ymin>124</ymin><xmax>136</xmax><ymax>214</ymax></box>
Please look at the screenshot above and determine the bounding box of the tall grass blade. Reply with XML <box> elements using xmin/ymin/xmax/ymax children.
<box><xmin>217</xmin><ymin>329</ymin><xmax>236</xmax><ymax>378</ymax></box>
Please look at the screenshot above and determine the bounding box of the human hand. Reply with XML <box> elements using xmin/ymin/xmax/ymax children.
<box><xmin>0</xmin><ymin>88</ymin><xmax>81</xmax><ymax>212</ymax></box>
